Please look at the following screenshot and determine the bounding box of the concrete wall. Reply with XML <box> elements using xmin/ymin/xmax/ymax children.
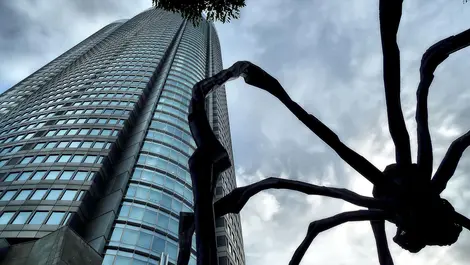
<box><xmin>0</xmin><ymin>226</ymin><xmax>102</xmax><ymax>265</ymax></box>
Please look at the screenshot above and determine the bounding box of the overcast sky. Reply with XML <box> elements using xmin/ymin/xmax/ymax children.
<box><xmin>2</xmin><ymin>0</ymin><xmax>470</xmax><ymax>264</ymax></box>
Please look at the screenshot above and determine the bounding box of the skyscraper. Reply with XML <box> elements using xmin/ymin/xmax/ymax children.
<box><xmin>0</xmin><ymin>8</ymin><xmax>245</xmax><ymax>265</ymax></box>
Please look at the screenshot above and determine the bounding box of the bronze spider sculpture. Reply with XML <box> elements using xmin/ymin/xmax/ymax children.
<box><xmin>176</xmin><ymin>1</ymin><xmax>470</xmax><ymax>265</ymax></box>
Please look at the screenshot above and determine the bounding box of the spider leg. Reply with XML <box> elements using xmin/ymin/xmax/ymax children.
<box><xmin>193</xmin><ymin>61</ymin><xmax>393</xmax><ymax>189</ymax></box>
<box><xmin>176</xmin><ymin>212</ymin><xmax>195</xmax><ymax>265</ymax></box>
<box><xmin>432</xmin><ymin>130</ymin><xmax>470</xmax><ymax>194</ymax></box>
<box><xmin>379</xmin><ymin>0</ymin><xmax>412</xmax><ymax>166</ymax></box>
<box><xmin>370</xmin><ymin>220</ymin><xmax>394</xmax><ymax>265</ymax></box>
<box><xmin>214</xmin><ymin>177</ymin><xmax>389</xmax><ymax>218</ymax></box>
<box><xmin>453</xmin><ymin>210</ymin><xmax>470</xmax><ymax>231</ymax></box>
<box><xmin>414</xmin><ymin>28</ymin><xmax>470</xmax><ymax>187</ymax></box>
<box><xmin>288</xmin><ymin>210</ymin><xmax>390</xmax><ymax>265</ymax></box>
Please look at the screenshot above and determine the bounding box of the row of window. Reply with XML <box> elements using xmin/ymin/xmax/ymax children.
<box><xmin>0</xmin><ymin>188</ymin><xmax>85</xmax><ymax>202</ymax></box>
<box><xmin>63</xmin><ymin>108</ymin><xmax>130</xmax><ymax>116</ymax></box>
<box><xmin>118</xmin><ymin>202</ymin><xmax>181</xmax><ymax>236</ymax></box>
<box><xmin>160</xmin><ymin>90</ymin><xmax>190</xmax><ymax>105</ymax></box>
<box><xmin>109</xmin><ymin>224</ymin><xmax>178</xmax><ymax>260</ymax></box>
<box><xmin>141</xmin><ymin>141</ymin><xmax>188</xmax><ymax>166</ymax></box>
<box><xmin>0</xmin><ymin>211</ymin><xmax>70</xmax><ymax>226</ymax></box>
<box><xmin>33</xmin><ymin>140</ymin><xmax>111</xmax><ymax>150</ymax></box>
<box><xmin>163</xmin><ymin>83</ymin><xmax>191</xmax><ymax>99</ymax></box>
<box><xmin>71</xmin><ymin>99</ymin><xmax>136</xmax><ymax>107</ymax></box>
<box><xmin>0</xmin><ymin>145</ymin><xmax>22</xmax><ymax>155</ymax></box>
<box><xmin>56</xmin><ymin>117</ymin><xmax>124</xmax><ymax>126</ymax></box>
<box><xmin>44</xmin><ymin>128</ymin><xmax>119</xmax><ymax>137</ymax></box>
<box><xmin>156</xmin><ymin>103</ymin><xmax>187</xmax><ymax>122</ymax></box>
<box><xmin>1</xmin><ymin>111</ymin><xmax>57</xmax><ymax>130</ymax></box>
<box><xmin>0</xmin><ymin>122</ymin><xmax>45</xmax><ymax>136</ymax></box>
<box><xmin>137</xmin><ymin>154</ymin><xmax>190</xmax><ymax>185</ymax></box>
<box><xmin>16</xmin><ymin>153</ymin><xmax>104</xmax><ymax>166</ymax></box>
<box><xmin>145</xmin><ymin>130</ymin><xmax>194</xmax><ymax>156</ymax></box>
<box><xmin>154</xmin><ymin>111</ymin><xmax>190</xmax><ymax>132</ymax></box>
<box><xmin>85</xmin><ymin>87</ymin><xmax>140</xmax><ymax>92</ymax></box>
<box><xmin>132</xmin><ymin>167</ymin><xmax>193</xmax><ymax>203</ymax></box>
<box><xmin>3</xmin><ymin>170</ymin><xmax>92</xmax><ymax>182</ymax></box>
<box><xmin>158</xmin><ymin>97</ymin><xmax>188</xmax><ymax>115</ymax></box>
<box><xmin>0</xmin><ymin>132</ymin><xmax>35</xmax><ymax>144</ymax></box>
<box><xmin>78</xmin><ymin>93</ymin><xmax>139</xmax><ymax>100</ymax></box>
<box><xmin>149</xmin><ymin>121</ymin><xmax>195</xmax><ymax>147</ymax></box>
<box><xmin>125</xmin><ymin>184</ymin><xmax>190</xmax><ymax>214</ymax></box>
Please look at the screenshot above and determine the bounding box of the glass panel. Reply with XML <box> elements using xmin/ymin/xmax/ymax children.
<box><xmin>0</xmin><ymin>191</ymin><xmax>16</xmax><ymax>201</ymax></box>
<box><xmin>129</xmin><ymin>206</ymin><xmax>144</xmax><ymax>220</ymax></box>
<box><xmin>74</xmin><ymin>171</ymin><xmax>88</xmax><ymax>180</ymax></box>
<box><xmin>70</xmin><ymin>155</ymin><xmax>84</xmax><ymax>163</ymax></box>
<box><xmin>59</xmin><ymin>171</ymin><xmax>74</xmax><ymax>180</ymax></box>
<box><xmin>84</xmin><ymin>156</ymin><xmax>97</xmax><ymax>163</ymax></box>
<box><xmin>45</xmin><ymin>171</ymin><xmax>60</xmax><ymax>180</ymax></box>
<box><xmin>31</xmin><ymin>171</ymin><xmax>46</xmax><ymax>180</ymax></box>
<box><xmin>46</xmin><ymin>212</ymin><xmax>65</xmax><ymax>225</ymax></box>
<box><xmin>58</xmin><ymin>155</ymin><xmax>71</xmax><ymax>163</ymax></box>
<box><xmin>12</xmin><ymin>211</ymin><xmax>32</xmax><ymax>224</ymax></box>
<box><xmin>45</xmin><ymin>190</ymin><xmax>62</xmax><ymax>200</ymax></box>
<box><xmin>29</xmin><ymin>212</ymin><xmax>48</xmax><ymax>224</ymax></box>
<box><xmin>110</xmin><ymin>227</ymin><xmax>123</xmax><ymax>242</ymax></box>
<box><xmin>157</xmin><ymin>213</ymin><xmax>169</xmax><ymax>229</ymax></box>
<box><xmin>151</xmin><ymin>236</ymin><xmax>166</xmax><ymax>253</ymax></box>
<box><xmin>5</xmin><ymin>173</ymin><xmax>18</xmax><ymax>181</ymax></box>
<box><xmin>45</xmin><ymin>155</ymin><xmax>58</xmax><ymax>163</ymax></box>
<box><xmin>69</xmin><ymin>141</ymin><xmax>81</xmax><ymax>148</ymax></box>
<box><xmin>0</xmin><ymin>212</ymin><xmax>14</xmax><ymax>224</ymax></box>
<box><xmin>17</xmin><ymin>171</ymin><xmax>32</xmax><ymax>181</ymax></box>
<box><xmin>137</xmin><ymin>231</ymin><xmax>152</xmax><ymax>249</ymax></box>
<box><xmin>14</xmin><ymin>190</ymin><xmax>32</xmax><ymax>200</ymax></box>
<box><xmin>30</xmin><ymin>189</ymin><xmax>47</xmax><ymax>200</ymax></box>
<box><xmin>61</xmin><ymin>190</ymin><xmax>77</xmax><ymax>200</ymax></box>
<box><xmin>121</xmin><ymin>229</ymin><xmax>139</xmax><ymax>245</ymax></box>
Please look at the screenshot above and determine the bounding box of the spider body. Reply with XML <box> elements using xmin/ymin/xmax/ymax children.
<box><xmin>373</xmin><ymin>164</ymin><xmax>462</xmax><ymax>253</ymax></box>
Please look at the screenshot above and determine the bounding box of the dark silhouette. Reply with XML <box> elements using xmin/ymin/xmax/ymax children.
<box><xmin>152</xmin><ymin>0</ymin><xmax>246</xmax><ymax>25</ymax></box>
<box><xmin>176</xmin><ymin>0</ymin><xmax>470</xmax><ymax>264</ymax></box>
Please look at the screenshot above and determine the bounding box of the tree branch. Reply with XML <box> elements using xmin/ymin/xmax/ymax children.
<box><xmin>379</xmin><ymin>0</ymin><xmax>412</xmax><ymax>166</ymax></box>
<box><xmin>289</xmin><ymin>210</ymin><xmax>390</xmax><ymax>265</ymax></box>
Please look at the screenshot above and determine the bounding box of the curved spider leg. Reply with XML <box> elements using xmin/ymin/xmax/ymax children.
<box><xmin>370</xmin><ymin>220</ymin><xmax>394</xmax><ymax>265</ymax></box>
<box><xmin>177</xmin><ymin>178</ymin><xmax>390</xmax><ymax>265</ymax></box>
<box><xmin>413</xmin><ymin>28</ymin><xmax>470</xmax><ymax>189</ymax></box>
<box><xmin>214</xmin><ymin>177</ymin><xmax>390</xmax><ymax>218</ymax></box>
<box><xmin>191</xmin><ymin>61</ymin><xmax>393</xmax><ymax>189</ymax></box>
<box><xmin>432</xmin><ymin>129</ymin><xmax>470</xmax><ymax>194</ymax></box>
<box><xmin>288</xmin><ymin>210</ymin><xmax>390</xmax><ymax>265</ymax></box>
<box><xmin>176</xmin><ymin>212</ymin><xmax>195</xmax><ymax>265</ymax></box>
<box><xmin>379</xmin><ymin>0</ymin><xmax>412</xmax><ymax>166</ymax></box>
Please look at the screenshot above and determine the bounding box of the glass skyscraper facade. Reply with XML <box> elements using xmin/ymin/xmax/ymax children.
<box><xmin>0</xmin><ymin>8</ymin><xmax>245</xmax><ymax>265</ymax></box>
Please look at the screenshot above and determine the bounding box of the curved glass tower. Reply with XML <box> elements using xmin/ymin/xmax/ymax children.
<box><xmin>0</xmin><ymin>8</ymin><xmax>245</xmax><ymax>265</ymax></box>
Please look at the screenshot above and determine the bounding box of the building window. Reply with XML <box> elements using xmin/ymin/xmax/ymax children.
<box><xmin>12</xmin><ymin>211</ymin><xmax>32</xmax><ymax>224</ymax></box>
<box><xmin>46</xmin><ymin>212</ymin><xmax>65</xmax><ymax>225</ymax></box>
<box><xmin>14</xmin><ymin>190</ymin><xmax>32</xmax><ymax>200</ymax></box>
<box><xmin>0</xmin><ymin>190</ymin><xmax>16</xmax><ymax>201</ymax></box>
<box><xmin>0</xmin><ymin>212</ymin><xmax>14</xmax><ymax>224</ymax></box>
<box><xmin>61</xmin><ymin>190</ymin><xmax>78</xmax><ymax>200</ymax></box>
<box><xmin>45</xmin><ymin>190</ymin><xmax>62</xmax><ymax>200</ymax></box>
<box><xmin>30</xmin><ymin>189</ymin><xmax>47</xmax><ymax>200</ymax></box>
<box><xmin>29</xmin><ymin>212</ymin><xmax>48</xmax><ymax>225</ymax></box>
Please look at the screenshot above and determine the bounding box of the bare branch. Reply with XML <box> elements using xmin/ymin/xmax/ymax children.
<box><xmin>214</xmin><ymin>177</ymin><xmax>389</xmax><ymax>218</ymax></box>
<box><xmin>379</xmin><ymin>0</ymin><xmax>412</xmax><ymax>165</ymax></box>
<box><xmin>370</xmin><ymin>220</ymin><xmax>394</xmax><ymax>265</ymax></box>
<box><xmin>289</xmin><ymin>210</ymin><xmax>390</xmax><ymax>265</ymax></box>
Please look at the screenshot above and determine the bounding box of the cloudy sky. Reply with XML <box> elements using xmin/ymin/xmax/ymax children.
<box><xmin>2</xmin><ymin>0</ymin><xmax>470</xmax><ymax>264</ymax></box>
